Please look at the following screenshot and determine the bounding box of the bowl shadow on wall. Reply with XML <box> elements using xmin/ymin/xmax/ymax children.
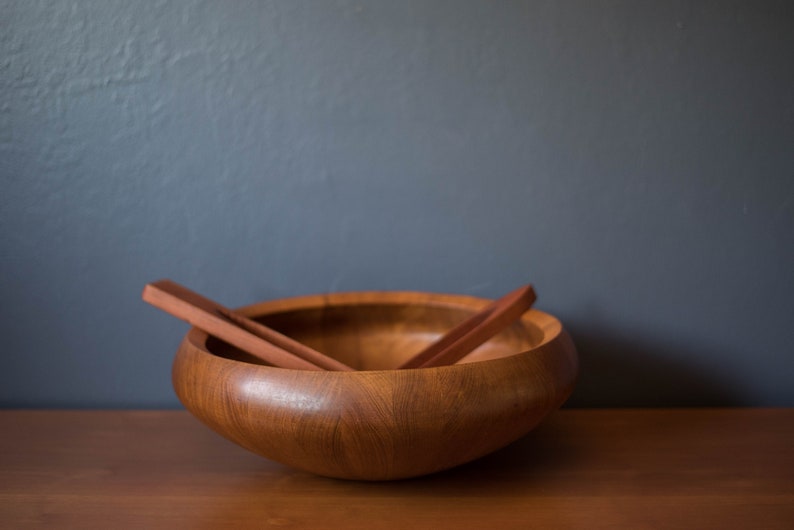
<box><xmin>563</xmin><ymin>322</ymin><xmax>745</xmax><ymax>407</ymax></box>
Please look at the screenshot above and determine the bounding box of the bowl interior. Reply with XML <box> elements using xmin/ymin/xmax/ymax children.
<box><xmin>205</xmin><ymin>297</ymin><xmax>548</xmax><ymax>371</ymax></box>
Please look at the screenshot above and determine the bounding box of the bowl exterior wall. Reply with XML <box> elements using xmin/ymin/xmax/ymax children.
<box><xmin>172</xmin><ymin>294</ymin><xmax>578</xmax><ymax>480</ymax></box>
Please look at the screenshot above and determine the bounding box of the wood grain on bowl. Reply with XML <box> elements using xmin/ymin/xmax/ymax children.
<box><xmin>171</xmin><ymin>291</ymin><xmax>578</xmax><ymax>480</ymax></box>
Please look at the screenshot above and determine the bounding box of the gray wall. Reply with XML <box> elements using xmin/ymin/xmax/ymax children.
<box><xmin>2</xmin><ymin>1</ymin><xmax>792</xmax><ymax>408</ymax></box>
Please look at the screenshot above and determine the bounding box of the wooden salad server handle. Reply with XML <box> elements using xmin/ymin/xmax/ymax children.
<box><xmin>142</xmin><ymin>279</ymin><xmax>353</xmax><ymax>371</ymax></box>
<box><xmin>398</xmin><ymin>284</ymin><xmax>537</xmax><ymax>369</ymax></box>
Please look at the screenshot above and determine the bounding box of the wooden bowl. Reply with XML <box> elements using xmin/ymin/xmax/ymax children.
<box><xmin>172</xmin><ymin>291</ymin><xmax>578</xmax><ymax>480</ymax></box>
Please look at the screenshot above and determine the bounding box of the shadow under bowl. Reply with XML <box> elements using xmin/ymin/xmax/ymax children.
<box><xmin>172</xmin><ymin>291</ymin><xmax>578</xmax><ymax>480</ymax></box>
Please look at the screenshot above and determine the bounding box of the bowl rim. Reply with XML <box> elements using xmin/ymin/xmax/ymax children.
<box><xmin>183</xmin><ymin>290</ymin><xmax>566</xmax><ymax>373</ymax></box>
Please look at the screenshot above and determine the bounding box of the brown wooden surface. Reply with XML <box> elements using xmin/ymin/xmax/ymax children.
<box><xmin>172</xmin><ymin>291</ymin><xmax>576</xmax><ymax>480</ymax></box>
<box><xmin>1</xmin><ymin>409</ymin><xmax>792</xmax><ymax>529</ymax></box>
<box><xmin>142</xmin><ymin>280</ymin><xmax>351</xmax><ymax>371</ymax></box>
<box><xmin>398</xmin><ymin>284</ymin><xmax>537</xmax><ymax>369</ymax></box>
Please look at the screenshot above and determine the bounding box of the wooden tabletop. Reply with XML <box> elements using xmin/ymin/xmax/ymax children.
<box><xmin>1</xmin><ymin>409</ymin><xmax>791</xmax><ymax>529</ymax></box>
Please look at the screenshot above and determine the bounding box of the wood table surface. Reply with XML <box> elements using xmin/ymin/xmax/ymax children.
<box><xmin>1</xmin><ymin>409</ymin><xmax>791</xmax><ymax>529</ymax></box>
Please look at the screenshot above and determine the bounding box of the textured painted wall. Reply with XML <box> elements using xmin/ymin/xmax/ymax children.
<box><xmin>2</xmin><ymin>1</ymin><xmax>792</xmax><ymax>407</ymax></box>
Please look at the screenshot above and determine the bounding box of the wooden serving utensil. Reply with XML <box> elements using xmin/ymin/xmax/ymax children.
<box><xmin>398</xmin><ymin>284</ymin><xmax>537</xmax><ymax>369</ymax></box>
<box><xmin>142</xmin><ymin>279</ymin><xmax>353</xmax><ymax>371</ymax></box>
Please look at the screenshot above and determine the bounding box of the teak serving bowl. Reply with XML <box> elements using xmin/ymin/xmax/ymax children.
<box><xmin>172</xmin><ymin>291</ymin><xmax>578</xmax><ymax>481</ymax></box>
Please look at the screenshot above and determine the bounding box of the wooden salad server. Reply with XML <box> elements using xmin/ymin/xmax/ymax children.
<box><xmin>398</xmin><ymin>284</ymin><xmax>537</xmax><ymax>369</ymax></box>
<box><xmin>142</xmin><ymin>279</ymin><xmax>353</xmax><ymax>371</ymax></box>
